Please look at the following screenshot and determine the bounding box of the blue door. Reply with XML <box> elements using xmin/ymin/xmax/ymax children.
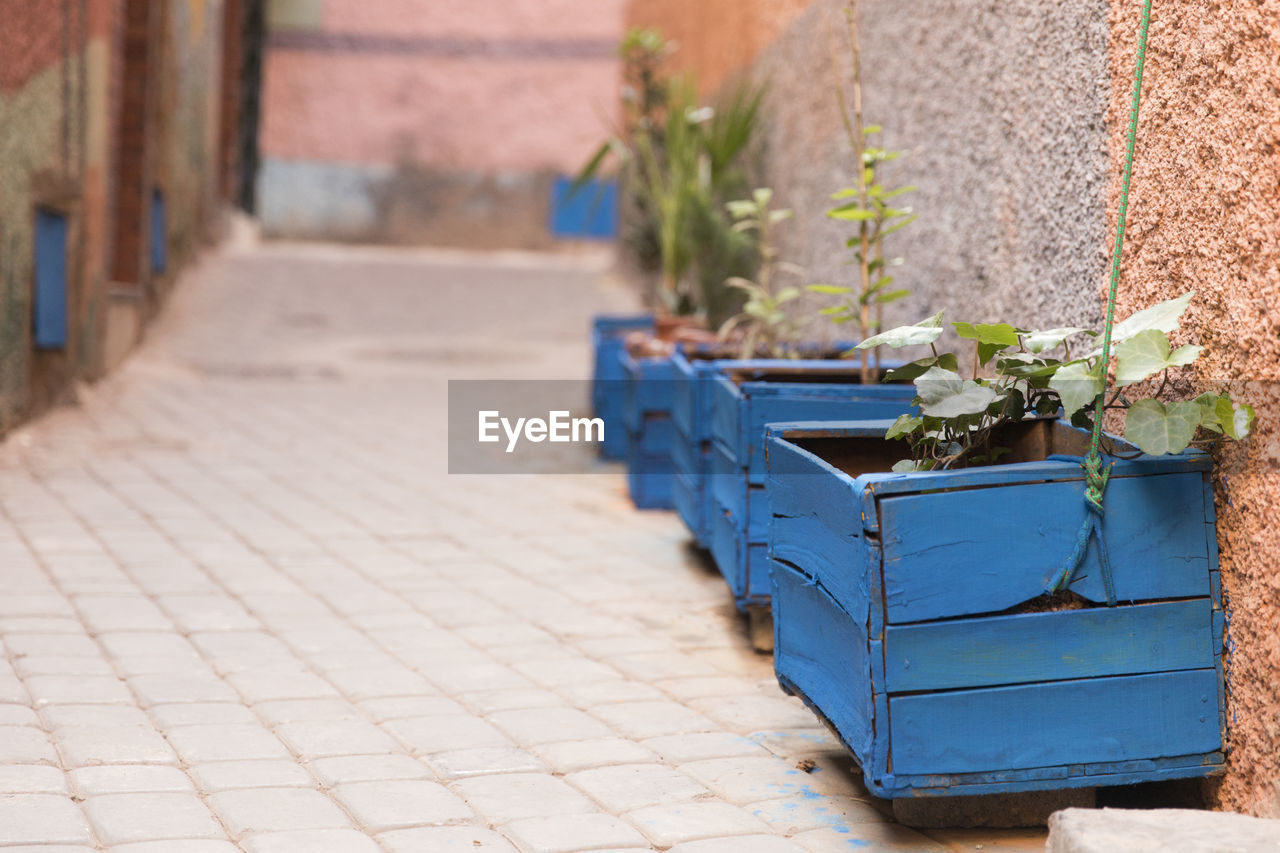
<box><xmin>34</xmin><ymin>208</ymin><xmax>68</xmax><ymax>349</ymax></box>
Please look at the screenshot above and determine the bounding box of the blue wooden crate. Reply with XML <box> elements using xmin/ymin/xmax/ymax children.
<box><xmin>671</xmin><ymin>349</ymin><xmax>724</xmax><ymax>547</ymax></box>
<box><xmin>706</xmin><ymin>364</ymin><xmax>917</xmax><ymax>612</ymax></box>
<box><xmin>591</xmin><ymin>314</ymin><xmax>653</xmax><ymax>460</ymax></box>
<box><xmin>765</xmin><ymin>419</ymin><xmax>1226</xmax><ymax>799</ymax></box>
<box><xmin>622</xmin><ymin>347</ymin><xmax>678</xmax><ymax>509</ymax></box>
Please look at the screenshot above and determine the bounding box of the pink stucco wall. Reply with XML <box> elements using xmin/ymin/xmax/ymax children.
<box><xmin>260</xmin><ymin>0</ymin><xmax>626</xmax><ymax>172</ymax></box>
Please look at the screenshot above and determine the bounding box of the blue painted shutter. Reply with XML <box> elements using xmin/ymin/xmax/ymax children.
<box><xmin>33</xmin><ymin>209</ymin><xmax>68</xmax><ymax>349</ymax></box>
<box><xmin>549</xmin><ymin>176</ymin><xmax>618</xmax><ymax>240</ymax></box>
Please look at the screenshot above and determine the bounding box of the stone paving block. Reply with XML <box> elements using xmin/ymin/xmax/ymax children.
<box><xmin>227</xmin><ymin>671</ymin><xmax>341</xmax><ymax>703</ymax></box>
<box><xmin>378</xmin><ymin>826</ymin><xmax>519</xmax><ymax>853</ymax></box>
<box><xmin>655</xmin><ymin>676</ymin><xmax>767</xmax><ymax>701</ymax></box>
<box><xmin>690</xmin><ymin>695</ymin><xmax>818</xmax><ymax>733</ymax></box>
<box><xmin>333</xmin><ymin>779</ymin><xmax>475</xmax><ymax>830</ymax></box>
<box><xmin>747</xmin><ymin>729</ymin><xmax>843</xmax><ymax>759</ymax></box>
<box><xmin>129</xmin><ymin>674</ymin><xmax>239</xmax><ymax>706</ymax></box>
<box><xmin>624</xmin><ymin>801</ymin><xmax>773</xmax><ymax>847</ymax></box>
<box><xmin>148</xmin><ymin>702</ymin><xmax>259</xmax><ymax>728</ymax></box>
<box><xmin>512</xmin><ymin>658</ymin><xmax>623</xmax><ymax>688</ymax></box>
<box><xmin>427</xmin><ymin>745</ymin><xmax>547</xmax><ymax>780</ymax></box>
<box><xmin>324</xmin><ymin>666</ymin><xmax>433</xmax><ymax>700</ymax></box>
<box><xmin>644</xmin><ymin>732</ymin><xmax>771</xmax><ymax>763</ymax></box>
<box><xmin>254</xmin><ymin>698</ymin><xmax>363</xmax><ymax>725</ymax></box>
<box><xmin>681</xmin><ymin>756</ymin><xmax>819</xmax><ymax>805</ymax></box>
<box><xmin>241</xmin><ymin>829</ymin><xmax>383</xmax><ymax>853</ymax></box>
<box><xmin>385</xmin><ymin>714</ymin><xmax>512</xmax><ymax>755</ymax></box>
<box><xmin>55</xmin><ymin>724</ymin><xmax>177</xmax><ymax>766</ymax></box>
<box><xmin>424</xmin><ymin>663</ymin><xmax>534</xmax><ymax>693</ymax></box>
<box><xmin>567</xmin><ymin>763</ymin><xmax>711</xmax><ymax>812</ymax></box>
<box><xmin>555</xmin><ymin>680</ymin><xmax>666</xmax><ymax>706</ymax></box>
<box><xmin>609</xmin><ymin>653</ymin><xmax>723</xmax><ymax>681</ymax></box>
<box><xmin>5</xmin><ymin>633</ymin><xmax>101</xmax><ymax>657</ymax></box>
<box><xmin>746</xmin><ymin>795</ymin><xmax>887</xmax><ymax>835</ymax></box>
<box><xmin>309</xmin><ymin>754</ymin><xmax>435</xmax><ymax>786</ymax></box>
<box><xmin>457</xmin><ymin>688</ymin><xmax>563</xmax><ymax>714</ymax></box>
<box><xmin>109</xmin><ymin>843</ymin><xmax>240</xmax><ymax>853</ymax></box>
<box><xmin>14</xmin><ymin>655</ymin><xmax>116</xmax><ymax>677</ymax></box>
<box><xmin>793</xmin><ymin>824</ymin><xmax>948</xmax><ymax>852</ymax></box>
<box><xmin>451</xmin><ymin>773</ymin><xmax>597</xmax><ymax>823</ymax></box>
<box><xmin>489</xmin><ymin>706</ymin><xmax>613</xmax><ymax>746</ymax></box>
<box><xmin>456</xmin><ymin>621</ymin><xmax>555</xmax><ymax>648</ymax></box>
<box><xmin>209</xmin><ymin>787</ymin><xmax>352</xmax><ymax>837</ymax></box>
<box><xmin>667</xmin><ymin>836</ymin><xmax>808</xmax><ymax>853</ymax></box>
<box><xmin>74</xmin><ymin>597</ymin><xmax>172</xmax><ymax>632</ymax></box>
<box><xmin>0</xmin><ymin>846</ymin><xmax>96</xmax><ymax>853</ymax></box>
<box><xmin>360</xmin><ymin>695</ymin><xmax>465</xmax><ymax>720</ymax></box>
<box><xmin>166</xmin><ymin>723</ymin><xmax>292</xmax><ymax>763</ymax></box>
<box><xmin>70</xmin><ymin>765</ymin><xmax>195</xmax><ymax>796</ymax></box>
<box><xmin>503</xmin><ymin>813</ymin><xmax>651</xmax><ymax>853</ymax></box>
<box><xmin>0</xmin><ymin>725</ymin><xmax>59</xmax><ymax>762</ymax></box>
<box><xmin>84</xmin><ymin>792</ymin><xmax>225</xmax><ymax>844</ymax></box>
<box><xmin>1047</xmin><ymin>807</ymin><xmax>1280</xmax><ymax>853</ymax></box>
<box><xmin>27</xmin><ymin>674</ymin><xmax>134</xmax><ymax>705</ymax></box>
<box><xmin>590</xmin><ymin>700</ymin><xmax>719</xmax><ymax>739</ymax></box>
<box><xmin>191</xmin><ymin>759</ymin><xmax>318</xmax><ymax>791</ymax></box>
<box><xmin>0</xmin><ymin>763</ymin><xmax>69</xmax><ymax>793</ymax></box>
<box><xmin>528</xmin><ymin>737</ymin><xmax>659</xmax><ymax>774</ymax></box>
<box><xmin>275</xmin><ymin>719</ymin><xmax>401</xmax><ymax>758</ymax></box>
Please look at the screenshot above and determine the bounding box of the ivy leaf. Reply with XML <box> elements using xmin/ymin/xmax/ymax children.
<box><xmin>1024</xmin><ymin>327</ymin><xmax>1095</xmax><ymax>354</ymax></box>
<box><xmin>892</xmin><ymin>458</ymin><xmax>933</xmax><ymax>473</ymax></box>
<box><xmin>1125</xmin><ymin>399</ymin><xmax>1202</xmax><ymax>455</ymax></box>
<box><xmin>1114</xmin><ymin>329</ymin><xmax>1203</xmax><ymax>386</ymax></box>
<box><xmin>1091</xmin><ymin>291</ymin><xmax>1195</xmax><ymax>354</ymax></box>
<box><xmin>885</xmin><ymin>413</ymin><xmax>924</xmax><ymax>440</ymax></box>
<box><xmin>953</xmin><ymin>322</ymin><xmax>1022</xmax><ymax>347</ymax></box>
<box><xmin>856</xmin><ymin>312</ymin><xmax>944</xmax><ymax>349</ymax></box>
<box><xmin>883</xmin><ymin>352</ymin><xmax>959</xmax><ymax>382</ymax></box>
<box><xmin>1215</xmin><ymin>396</ymin><xmax>1255</xmax><ymax>440</ymax></box>
<box><xmin>914</xmin><ymin>366</ymin><xmax>999</xmax><ymax>418</ymax></box>
<box><xmin>1048</xmin><ymin>361</ymin><xmax>1104</xmax><ymax>418</ymax></box>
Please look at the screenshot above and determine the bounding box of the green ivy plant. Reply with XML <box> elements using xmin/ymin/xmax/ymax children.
<box><xmin>808</xmin><ymin>0</ymin><xmax>917</xmax><ymax>384</ymax></box>
<box><xmin>858</xmin><ymin>291</ymin><xmax>1255</xmax><ymax>470</ymax></box>
<box><xmin>717</xmin><ymin>188</ymin><xmax>804</xmax><ymax>359</ymax></box>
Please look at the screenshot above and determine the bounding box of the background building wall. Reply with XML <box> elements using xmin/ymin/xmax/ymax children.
<box><xmin>626</xmin><ymin>0</ymin><xmax>1280</xmax><ymax>817</ymax></box>
<box><xmin>257</xmin><ymin>0</ymin><xmax>627</xmax><ymax>247</ymax></box>
<box><xmin>0</xmin><ymin>0</ymin><xmax>231</xmax><ymax>434</ymax></box>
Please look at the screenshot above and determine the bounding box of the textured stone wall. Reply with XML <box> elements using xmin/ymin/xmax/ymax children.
<box><xmin>626</xmin><ymin>0</ymin><xmax>1280</xmax><ymax>816</ymax></box>
<box><xmin>1103</xmin><ymin>1</ymin><xmax>1280</xmax><ymax>817</ymax></box>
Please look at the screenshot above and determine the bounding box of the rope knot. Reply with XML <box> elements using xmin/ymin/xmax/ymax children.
<box><xmin>1081</xmin><ymin>453</ymin><xmax>1112</xmax><ymax>515</ymax></box>
<box><xmin>1044</xmin><ymin>452</ymin><xmax>1117</xmax><ymax>604</ymax></box>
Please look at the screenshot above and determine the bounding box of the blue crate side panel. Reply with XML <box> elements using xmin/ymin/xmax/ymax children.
<box><xmin>590</xmin><ymin>313</ymin><xmax>651</xmax><ymax>458</ymax></box>
<box><xmin>772</xmin><ymin>559</ymin><xmax>874</xmax><ymax>759</ymax></box>
<box><xmin>888</xmin><ymin>669</ymin><xmax>1223</xmax><ymax>776</ymax></box>
<box><xmin>709</xmin><ymin>503</ymin><xmax>740</xmax><ymax>593</ymax></box>
<box><xmin>878</xmin><ymin>471</ymin><xmax>1211</xmax><ymax>623</ymax></box>
<box><xmin>884</xmin><ymin>599</ymin><xmax>1215</xmax><ymax>693</ymax></box>
<box><xmin>33</xmin><ymin>209</ymin><xmax>69</xmax><ymax>349</ymax></box>
<box><xmin>622</xmin><ymin>351</ymin><xmax>679</xmax><ymax>509</ymax></box>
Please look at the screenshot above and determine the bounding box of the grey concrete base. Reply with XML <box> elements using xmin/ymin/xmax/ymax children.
<box><xmin>1048</xmin><ymin>807</ymin><xmax>1280</xmax><ymax>852</ymax></box>
<box><xmin>893</xmin><ymin>788</ymin><xmax>1096</xmax><ymax>828</ymax></box>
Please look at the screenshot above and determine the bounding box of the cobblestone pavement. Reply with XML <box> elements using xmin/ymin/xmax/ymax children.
<box><xmin>0</xmin><ymin>244</ymin><xmax>1047</xmax><ymax>851</ymax></box>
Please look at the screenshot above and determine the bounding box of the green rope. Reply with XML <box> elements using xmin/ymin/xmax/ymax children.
<box><xmin>1047</xmin><ymin>0</ymin><xmax>1153</xmax><ymax>601</ymax></box>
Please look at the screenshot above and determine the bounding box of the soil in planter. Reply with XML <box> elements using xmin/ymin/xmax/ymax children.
<box><xmin>790</xmin><ymin>419</ymin><xmax>1130</xmax><ymax>481</ymax></box>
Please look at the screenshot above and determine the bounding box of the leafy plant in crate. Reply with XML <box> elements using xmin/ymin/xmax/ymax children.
<box><xmin>859</xmin><ymin>290</ymin><xmax>1254</xmax><ymax>473</ymax></box>
<box><xmin>809</xmin><ymin>0</ymin><xmax>918</xmax><ymax>384</ymax></box>
<box><xmin>716</xmin><ymin>188</ymin><xmax>806</xmax><ymax>359</ymax></box>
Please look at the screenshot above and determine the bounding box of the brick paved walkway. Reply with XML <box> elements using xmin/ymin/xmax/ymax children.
<box><xmin>0</xmin><ymin>244</ymin><xmax>1046</xmax><ymax>852</ymax></box>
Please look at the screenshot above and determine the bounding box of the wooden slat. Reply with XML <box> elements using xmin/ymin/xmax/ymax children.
<box><xmin>879</xmin><ymin>472</ymin><xmax>1210</xmax><ymax>623</ymax></box>
<box><xmin>710</xmin><ymin>375</ymin><xmax>743</xmax><ymax>459</ymax></box>
<box><xmin>709</xmin><ymin>503</ymin><xmax>741</xmax><ymax>593</ymax></box>
<box><xmin>888</xmin><ymin>669</ymin><xmax>1222</xmax><ymax>775</ymax></box>
<box><xmin>772</xmin><ymin>561</ymin><xmax>875</xmax><ymax>759</ymax></box>
<box><xmin>884</xmin><ymin>600</ymin><xmax>1214</xmax><ymax>692</ymax></box>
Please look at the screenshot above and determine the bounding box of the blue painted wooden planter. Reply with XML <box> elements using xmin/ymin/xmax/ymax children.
<box><xmin>705</xmin><ymin>365</ymin><xmax>917</xmax><ymax>613</ymax></box>
<box><xmin>591</xmin><ymin>314</ymin><xmax>653</xmax><ymax>460</ymax></box>
<box><xmin>671</xmin><ymin>349</ymin><xmax>724</xmax><ymax>547</ymax></box>
<box><xmin>764</xmin><ymin>419</ymin><xmax>1226</xmax><ymax>799</ymax></box>
<box><xmin>622</xmin><ymin>347</ymin><xmax>679</xmax><ymax>509</ymax></box>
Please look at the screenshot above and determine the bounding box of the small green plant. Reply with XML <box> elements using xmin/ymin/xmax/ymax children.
<box><xmin>574</xmin><ymin>28</ymin><xmax>764</xmax><ymax>321</ymax></box>
<box><xmin>717</xmin><ymin>188</ymin><xmax>804</xmax><ymax>359</ymax></box>
<box><xmin>809</xmin><ymin>0</ymin><xmax>917</xmax><ymax>384</ymax></box>
<box><xmin>858</xmin><ymin>291</ymin><xmax>1255</xmax><ymax>470</ymax></box>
